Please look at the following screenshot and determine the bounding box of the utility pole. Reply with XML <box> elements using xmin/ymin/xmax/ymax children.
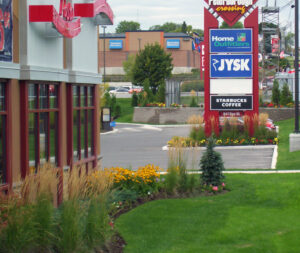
<box><xmin>295</xmin><ymin>0</ymin><xmax>299</xmax><ymax>132</ymax></box>
<box><xmin>102</xmin><ymin>25</ymin><xmax>107</xmax><ymax>83</ymax></box>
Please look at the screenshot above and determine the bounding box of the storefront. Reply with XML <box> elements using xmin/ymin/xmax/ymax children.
<box><xmin>0</xmin><ymin>0</ymin><xmax>113</xmax><ymax>194</ymax></box>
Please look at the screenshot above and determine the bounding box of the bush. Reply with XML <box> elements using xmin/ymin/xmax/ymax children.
<box><xmin>200</xmin><ymin>137</ymin><xmax>225</xmax><ymax>187</ymax></box>
<box><xmin>131</xmin><ymin>92</ymin><xmax>138</xmax><ymax>107</ymax></box>
<box><xmin>272</xmin><ymin>80</ymin><xmax>281</xmax><ymax>106</ymax></box>
<box><xmin>280</xmin><ymin>83</ymin><xmax>293</xmax><ymax>106</ymax></box>
<box><xmin>181</xmin><ymin>80</ymin><xmax>204</xmax><ymax>92</ymax></box>
<box><xmin>189</xmin><ymin>97</ymin><xmax>198</xmax><ymax>107</ymax></box>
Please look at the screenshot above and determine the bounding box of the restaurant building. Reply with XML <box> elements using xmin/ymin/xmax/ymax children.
<box><xmin>0</xmin><ymin>0</ymin><xmax>113</xmax><ymax>195</ymax></box>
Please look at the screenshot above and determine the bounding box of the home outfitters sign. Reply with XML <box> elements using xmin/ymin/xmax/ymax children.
<box><xmin>204</xmin><ymin>0</ymin><xmax>259</xmax><ymax>135</ymax></box>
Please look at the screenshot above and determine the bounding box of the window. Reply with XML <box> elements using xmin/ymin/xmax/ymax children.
<box><xmin>68</xmin><ymin>84</ymin><xmax>96</xmax><ymax>166</ymax></box>
<box><xmin>27</xmin><ymin>83</ymin><xmax>59</xmax><ymax>170</ymax></box>
<box><xmin>0</xmin><ymin>83</ymin><xmax>7</xmax><ymax>185</ymax></box>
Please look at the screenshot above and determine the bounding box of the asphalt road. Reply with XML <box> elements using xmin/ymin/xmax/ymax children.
<box><xmin>100</xmin><ymin>123</ymin><xmax>274</xmax><ymax>170</ymax></box>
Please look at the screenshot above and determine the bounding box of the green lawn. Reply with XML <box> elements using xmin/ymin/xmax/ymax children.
<box><xmin>180</xmin><ymin>96</ymin><xmax>204</xmax><ymax>106</ymax></box>
<box><xmin>116</xmin><ymin>174</ymin><xmax>300</xmax><ymax>253</ymax></box>
<box><xmin>276</xmin><ymin>118</ymin><xmax>300</xmax><ymax>170</ymax></box>
<box><xmin>115</xmin><ymin>98</ymin><xmax>134</xmax><ymax>123</ymax></box>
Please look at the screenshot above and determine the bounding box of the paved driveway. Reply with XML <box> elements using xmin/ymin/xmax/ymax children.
<box><xmin>100</xmin><ymin>123</ymin><xmax>275</xmax><ymax>170</ymax></box>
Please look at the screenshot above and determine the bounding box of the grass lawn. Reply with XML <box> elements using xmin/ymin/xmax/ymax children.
<box><xmin>115</xmin><ymin>98</ymin><xmax>134</xmax><ymax>123</ymax></box>
<box><xmin>116</xmin><ymin>174</ymin><xmax>300</xmax><ymax>253</ymax></box>
<box><xmin>276</xmin><ymin>118</ymin><xmax>300</xmax><ymax>170</ymax></box>
<box><xmin>180</xmin><ymin>96</ymin><xmax>204</xmax><ymax>106</ymax></box>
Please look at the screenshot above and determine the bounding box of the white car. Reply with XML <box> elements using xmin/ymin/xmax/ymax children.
<box><xmin>109</xmin><ymin>87</ymin><xmax>129</xmax><ymax>94</ymax></box>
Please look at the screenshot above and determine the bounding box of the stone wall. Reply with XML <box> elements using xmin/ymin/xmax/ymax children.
<box><xmin>260</xmin><ymin>108</ymin><xmax>295</xmax><ymax>122</ymax></box>
<box><xmin>133</xmin><ymin>107</ymin><xmax>295</xmax><ymax>124</ymax></box>
<box><xmin>133</xmin><ymin>107</ymin><xmax>204</xmax><ymax>124</ymax></box>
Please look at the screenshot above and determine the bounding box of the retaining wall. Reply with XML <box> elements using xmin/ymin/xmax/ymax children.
<box><xmin>133</xmin><ymin>107</ymin><xmax>295</xmax><ymax>124</ymax></box>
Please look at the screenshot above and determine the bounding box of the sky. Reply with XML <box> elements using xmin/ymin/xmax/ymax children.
<box><xmin>104</xmin><ymin>0</ymin><xmax>295</xmax><ymax>33</ymax></box>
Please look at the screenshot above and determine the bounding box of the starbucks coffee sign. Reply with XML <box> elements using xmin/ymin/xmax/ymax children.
<box><xmin>205</xmin><ymin>0</ymin><xmax>257</xmax><ymax>26</ymax></box>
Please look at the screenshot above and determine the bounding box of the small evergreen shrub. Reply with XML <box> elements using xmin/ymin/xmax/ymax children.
<box><xmin>280</xmin><ymin>83</ymin><xmax>293</xmax><ymax>106</ymax></box>
<box><xmin>272</xmin><ymin>80</ymin><xmax>281</xmax><ymax>106</ymax></box>
<box><xmin>200</xmin><ymin>137</ymin><xmax>225</xmax><ymax>186</ymax></box>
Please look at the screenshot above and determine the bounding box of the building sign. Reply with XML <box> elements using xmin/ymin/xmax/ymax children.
<box><xmin>210</xmin><ymin>95</ymin><xmax>253</xmax><ymax>110</ymax></box>
<box><xmin>205</xmin><ymin>0</ymin><xmax>258</xmax><ymax>27</ymax></box>
<box><xmin>0</xmin><ymin>0</ymin><xmax>12</xmax><ymax>62</ymax></box>
<box><xmin>109</xmin><ymin>40</ymin><xmax>123</xmax><ymax>49</ymax></box>
<box><xmin>210</xmin><ymin>54</ymin><xmax>252</xmax><ymax>78</ymax></box>
<box><xmin>29</xmin><ymin>0</ymin><xmax>114</xmax><ymax>38</ymax></box>
<box><xmin>166</xmin><ymin>39</ymin><xmax>180</xmax><ymax>49</ymax></box>
<box><xmin>210</xmin><ymin>29</ymin><xmax>252</xmax><ymax>53</ymax></box>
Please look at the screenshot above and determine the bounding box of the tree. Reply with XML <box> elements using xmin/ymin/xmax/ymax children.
<box><xmin>285</xmin><ymin>32</ymin><xmax>295</xmax><ymax>55</ymax></box>
<box><xmin>193</xmin><ymin>29</ymin><xmax>204</xmax><ymax>37</ymax></box>
<box><xmin>181</xmin><ymin>21</ymin><xmax>187</xmax><ymax>33</ymax></box>
<box><xmin>132</xmin><ymin>43</ymin><xmax>173</xmax><ymax>95</ymax></box>
<box><xmin>280</xmin><ymin>83</ymin><xmax>293</xmax><ymax>106</ymax></box>
<box><xmin>122</xmin><ymin>54</ymin><xmax>135</xmax><ymax>82</ymax></box>
<box><xmin>115</xmin><ymin>21</ymin><xmax>140</xmax><ymax>33</ymax></box>
<box><xmin>200</xmin><ymin>137</ymin><xmax>225</xmax><ymax>186</ymax></box>
<box><xmin>149</xmin><ymin>22</ymin><xmax>181</xmax><ymax>32</ymax></box>
<box><xmin>272</xmin><ymin>79</ymin><xmax>281</xmax><ymax>106</ymax></box>
<box><xmin>220</xmin><ymin>21</ymin><xmax>243</xmax><ymax>29</ymax></box>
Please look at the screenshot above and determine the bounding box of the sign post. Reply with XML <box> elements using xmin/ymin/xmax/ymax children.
<box><xmin>204</xmin><ymin>0</ymin><xmax>259</xmax><ymax>136</ymax></box>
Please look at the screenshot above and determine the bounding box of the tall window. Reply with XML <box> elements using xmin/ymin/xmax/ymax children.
<box><xmin>28</xmin><ymin>83</ymin><xmax>59</xmax><ymax>169</ymax></box>
<box><xmin>71</xmin><ymin>85</ymin><xmax>95</xmax><ymax>163</ymax></box>
<box><xmin>0</xmin><ymin>83</ymin><xmax>7</xmax><ymax>185</ymax></box>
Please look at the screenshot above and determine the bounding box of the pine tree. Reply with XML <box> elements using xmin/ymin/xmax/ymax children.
<box><xmin>272</xmin><ymin>80</ymin><xmax>281</xmax><ymax>106</ymax></box>
<box><xmin>200</xmin><ymin>137</ymin><xmax>225</xmax><ymax>186</ymax></box>
<box><xmin>280</xmin><ymin>83</ymin><xmax>293</xmax><ymax>106</ymax></box>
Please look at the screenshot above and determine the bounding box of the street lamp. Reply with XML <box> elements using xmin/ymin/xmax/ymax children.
<box><xmin>102</xmin><ymin>25</ymin><xmax>107</xmax><ymax>83</ymax></box>
<box><xmin>291</xmin><ymin>1</ymin><xmax>299</xmax><ymax>132</ymax></box>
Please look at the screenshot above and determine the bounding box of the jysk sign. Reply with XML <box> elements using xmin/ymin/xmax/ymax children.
<box><xmin>210</xmin><ymin>95</ymin><xmax>253</xmax><ymax>111</ymax></box>
<box><xmin>210</xmin><ymin>29</ymin><xmax>252</xmax><ymax>53</ymax></box>
<box><xmin>210</xmin><ymin>54</ymin><xmax>252</xmax><ymax>78</ymax></box>
<box><xmin>109</xmin><ymin>40</ymin><xmax>123</xmax><ymax>49</ymax></box>
<box><xmin>166</xmin><ymin>39</ymin><xmax>180</xmax><ymax>49</ymax></box>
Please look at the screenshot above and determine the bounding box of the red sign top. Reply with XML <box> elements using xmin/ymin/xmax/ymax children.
<box><xmin>205</xmin><ymin>0</ymin><xmax>257</xmax><ymax>27</ymax></box>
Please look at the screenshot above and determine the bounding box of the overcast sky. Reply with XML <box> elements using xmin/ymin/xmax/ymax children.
<box><xmin>105</xmin><ymin>0</ymin><xmax>295</xmax><ymax>33</ymax></box>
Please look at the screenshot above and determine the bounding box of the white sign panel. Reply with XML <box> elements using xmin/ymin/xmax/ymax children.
<box><xmin>210</xmin><ymin>79</ymin><xmax>253</xmax><ymax>94</ymax></box>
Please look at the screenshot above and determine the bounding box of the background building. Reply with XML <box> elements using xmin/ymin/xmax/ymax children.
<box><xmin>98</xmin><ymin>30</ymin><xmax>203</xmax><ymax>76</ymax></box>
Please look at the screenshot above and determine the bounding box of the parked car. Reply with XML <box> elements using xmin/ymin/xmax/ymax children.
<box><xmin>129</xmin><ymin>85</ymin><xmax>143</xmax><ymax>94</ymax></box>
<box><xmin>109</xmin><ymin>87</ymin><xmax>129</xmax><ymax>94</ymax></box>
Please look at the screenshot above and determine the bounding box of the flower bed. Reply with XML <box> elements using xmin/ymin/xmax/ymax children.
<box><xmin>168</xmin><ymin>136</ymin><xmax>279</xmax><ymax>147</ymax></box>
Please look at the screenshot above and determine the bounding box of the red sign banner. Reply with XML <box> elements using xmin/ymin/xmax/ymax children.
<box><xmin>205</xmin><ymin>0</ymin><xmax>257</xmax><ymax>26</ymax></box>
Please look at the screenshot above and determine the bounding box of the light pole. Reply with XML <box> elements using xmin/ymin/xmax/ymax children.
<box><xmin>294</xmin><ymin>0</ymin><xmax>299</xmax><ymax>132</ymax></box>
<box><xmin>102</xmin><ymin>25</ymin><xmax>107</xmax><ymax>83</ymax></box>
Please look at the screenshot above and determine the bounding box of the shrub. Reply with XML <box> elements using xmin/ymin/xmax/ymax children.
<box><xmin>200</xmin><ymin>137</ymin><xmax>225</xmax><ymax>186</ymax></box>
<box><xmin>280</xmin><ymin>83</ymin><xmax>293</xmax><ymax>106</ymax></box>
<box><xmin>131</xmin><ymin>92</ymin><xmax>138</xmax><ymax>107</ymax></box>
<box><xmin>272</xmin><ymin>80</ymin><xmax>281</xmax><ymax>106</ymax></box>
<box><xmin>189</xmin><ymin>96</ymin><xmax>198</xmax><ymax>107</ymax></box>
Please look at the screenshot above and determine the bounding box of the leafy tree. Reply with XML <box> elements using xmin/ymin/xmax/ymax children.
<box><xmin>193</xmin><ymin>29</ymin><xmax>204</xmax><ymax>37</ymax></box>
<box><xmin>285</xmin><ymin>32</ymin><xmax>294</xmax><ymax>55</ymax></box>
<box><xmin>132</xmin><ymin>43</ymin><xmax>173</xmax><ymax>95</ymax></box>
<box><xmin>149</xmin><ymin>22</ymin><xmax>181</xmax><ymax>32</ymax></box>
<box><xmin>280</xmin><ymin>83</ymin><xmax>293</xmax><ymax>106</ymax></box>
<box><xmin>200</xmin><ymin>137</ymin><xmax>225</xmax><ymax>186</ymax></box>
<box><xmin>220</xmin><ymin>21</ymin><xmax>243</xmax><ymax>29</ymax></box>
<box><xmin>115</xmin><ymin>21</ymin><xmax>140</xmax><ymax>33</ymax></box>
<box><xmin>272</xmin><ymin>79</ymin><xmax>281</xmax><ymax>106</ymax></box>
<box><xmin>123</xmin><ymin>54</ymin><xmax>135</xmax><ymax>82</ymax></box>
<box><xmin>156</xmin><ymin>81</ymin><xmax>166</xmax><ymax>103</ymax></box>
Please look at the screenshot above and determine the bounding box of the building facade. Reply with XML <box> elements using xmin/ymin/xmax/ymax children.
<box><xmin>98</xmin><ymin>31</ymin><xmax>202</xmax><ymax>75</ymax></box>
<box><xmin>0</xmin><ymin>0</ymin><xmax>113</xmax><ymax>197</ymax></box>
